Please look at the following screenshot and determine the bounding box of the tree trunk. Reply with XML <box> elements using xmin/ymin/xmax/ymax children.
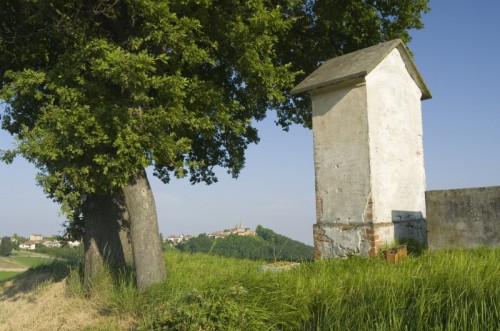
<box><xmin>83</xmin><ymin>190</ymin><xmax>134</xmax><ymax>289</ymax></box>
<box><xmin>123</xmin><ymin>169</ymin><xmax>167</xmax><ymax>291</ymax></box>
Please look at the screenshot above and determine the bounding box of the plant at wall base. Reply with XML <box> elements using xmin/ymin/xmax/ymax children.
<box><xmin>397</xmin><ymin>238</ymin><xmax>428</xmax><ymax>256</ymax></box>
<box><xmin>378</xmin><ymin>238</ymin><xmax>427</xmax><ymax>260</ymax></box>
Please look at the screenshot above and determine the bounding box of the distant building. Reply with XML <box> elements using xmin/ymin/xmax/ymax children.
<box><xmin>42</xmin><ymin>240</ymin><xmax>62</xmax><ymax>248</ymax></box>
<box><xmin>167</xmin><ymin>223</ymin><xmax>256</xmax><ymax>243</ymax></box>
<box><xmin>165</xmin><ymin>234</ymin><xmax>193</xmax><ymax>245</ymax></box>
<box><xmin>19</xmin><ymin>241</ymin><xmax>37</xmax><ymax>250</ymax></box>
<box><xmin>67</xmin><ymin>240</ymin><xmax>81</xmax><ymax>248</ymax></box>
<box><xmin>30</xmin><ymin>234</ymin><xmax>44</xmax><ymax>242</ymax></box>
<box><xmin>209</xmin><ymin>222</ymin><xmax>256</xmax><ymax>239</ymax></box>
<box><xmin>209</xmin><ymin>231</ymin><xmax>227</xmax><ymax>239</ymax></box>
<box><xmin>228</xmin><ymin>222</ymin><xmax>256</xmax><ymax>236</ymax></box>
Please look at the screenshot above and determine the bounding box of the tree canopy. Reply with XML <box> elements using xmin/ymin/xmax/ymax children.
<box><xmin>1</xmin><ymin>0</ymin><xmax>429</xmax><ymax>214</ymax></box>
<box><xmin>0</xmin><ymin>237</ymin><xmax>17</xmax><ymax>256</ymax></box>
<box><xmin>1</xmin><ymin>0</ymin><xmax>295</xmax><ymax>214</ymax></box>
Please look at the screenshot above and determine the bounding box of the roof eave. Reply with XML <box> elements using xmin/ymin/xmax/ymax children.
<box><xmin>291</xmin><ymin>71</ymin><xmax>367</xmax><ymax>95</ymax></box>
<box><xmin>395</xmin><ymin>44</ymin><xmax>432</xmax><ymax>100</ymax></box>
<box><xmin>290</xmin><ymin>39</ymin><xmax>432</xmax><ymax>101</ymax></box>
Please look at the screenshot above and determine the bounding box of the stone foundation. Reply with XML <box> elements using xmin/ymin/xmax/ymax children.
<box><xmin>313</xmin><ymin>223</ymin><xmax>373</xmax><ymax>258</ymax></box>
<box><xmin>314</xmin><ymin>218</ymin><xmax>427</xmax><ymax>259</ymax></box>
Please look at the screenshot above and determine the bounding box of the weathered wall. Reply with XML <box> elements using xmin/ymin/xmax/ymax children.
<box><xmin>365</xmin><ymin>48</ymin><xmax>427</xmax><ymax>245</ymax></box>
<box><xmin>311</xmin><ymin>82</ymin><xmax>371</xmax><ymax>225</ymax></box>
<box><xmin>426</xmin><ymin>186</ymin><xmax>500</xmax><ymax>249</ymax></box>
<box><xmin>366</xmin><ymin>49</ymin><xmax>426</xmax><ymax>223</ymax></box>
<box><xmin>366</xmin><ymin>48</ymin><xmax>426</xmax><ymax>245</ymax></box>
<box><xmin>311</xmin><ymin>82</ymin><xmax>373</xmax><ymax>258</ymax></box>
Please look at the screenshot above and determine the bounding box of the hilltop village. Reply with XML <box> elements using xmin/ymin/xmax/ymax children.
<box><xmin>164</xmin><ymin>222</ymin><xmax>256</xmax><ymax>245</ymax></box>
<box><xmin>0</xmin><ymin>233</ymin><xmax>81</xmax><ymax>251</ymax></box>
<box><xmin>1</xmin><ymin>222</ymin><xmax>256</xmax><ymax>250</ymax></box>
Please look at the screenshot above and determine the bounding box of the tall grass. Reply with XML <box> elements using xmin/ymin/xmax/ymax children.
<box><xmin>65</xmin><ymin>248</ymin><xmax>499</xmax><ymax>330</ymax></box>
<box><xmin>295</xmin><ymin>248</ymin><xmax>500</xmax><ymax>331</ymax></box>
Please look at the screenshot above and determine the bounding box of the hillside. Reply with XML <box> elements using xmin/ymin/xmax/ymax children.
<box><xmin>176</xmin><ymin>225</ymin><xmax>314</xmax><ymax>261</ymax></box>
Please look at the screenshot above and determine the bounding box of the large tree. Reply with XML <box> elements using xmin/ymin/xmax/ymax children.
<box><xmin>0</xmin><ymin>0</ymin><xmax>429</xmax><ymax>289</ymax></box>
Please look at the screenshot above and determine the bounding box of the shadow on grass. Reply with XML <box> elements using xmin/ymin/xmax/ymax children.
<box><xmin>0</xmin><ymin>259</ymin><xmax>76</xmax><ymax>301</ymax></box>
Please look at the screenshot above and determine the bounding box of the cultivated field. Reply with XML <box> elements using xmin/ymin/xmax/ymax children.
<box><xmin>0</xmin><ymin>257</ymin><xmax>27</xmax><ymax>270</ymax></box>
<box><xmin>0</xmin><ymin>251</ymin><xmax>53</xmax><ymax>281</ymax></box>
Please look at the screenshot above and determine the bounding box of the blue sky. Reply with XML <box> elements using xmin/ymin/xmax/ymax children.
<box><xmin>1</xmin><ymin>1</ymin><xmax>499</xmax><ymax>244</ymax></box>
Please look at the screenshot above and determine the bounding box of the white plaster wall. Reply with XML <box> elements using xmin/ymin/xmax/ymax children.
<box><xmin>311</xmin><ymin>83</ymin><xmax>371</xmax><ymax>224</ymax></box>
<box><xmin>365</xmin><ymin>49</ymin><xmax>426</xmax><ymax>227</ymax></box>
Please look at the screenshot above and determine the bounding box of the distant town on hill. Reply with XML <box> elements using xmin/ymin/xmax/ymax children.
<box><xmin>0</xmin><ymin>233</ymin><xmax>81</xmax><ymax>253</ymax></box>
<box><xmin>165</xmin><ymin>224</ymin><xmax>314</xmax><ymax>261</ymax></box>
<box><xmin>1</xmin><ymin>223</ymin><xmax>313</xmax><ymax>261</ymax></box>
<box><xmin>163</xmin><ymin>222</ymin><xmax>256</xmax><ymax>245</ymax></box>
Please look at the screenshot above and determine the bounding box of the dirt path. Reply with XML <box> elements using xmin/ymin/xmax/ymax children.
<box><xmin>0</xmin><ymin>268</ymin><xmax>27</xmax><ymax>272</ymax></box>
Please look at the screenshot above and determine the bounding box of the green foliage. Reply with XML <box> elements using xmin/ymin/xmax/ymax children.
<box><xmin>177</xmin><ymin>234</ymin><xmax>214</xmax><ymax>254</ymax></box>
<box><xmin>177</xmin><ymin>226</ymin><xmax>313</xmax><ymax>261</ymax></box>
<box><xmin>0</xmin><ymin>0</ymin><xmax>296</xmax><ymax>215</ymax></box>
<box><xmin>256</xmin><ymin>224</ymin><xmax>313</xmax><ymax>261</ymax></box>
<box><xmin>0</xmin><ymin>237</ymin><xmax>16</xmax><ymax>256</ymax></box>
<box><xmin>11</xmin><ymin>233</ymin><xmax>26</xmax><ymax>243</ymax></box>
<box><xmin>34</xmin><ymin>245</ymin><xmax>84</xmax><ymax>260</ymax></box>
<box><xmin>0</xmin><ymin>0</ymin><xmax>430</xmax><ymax>219</ymax></box>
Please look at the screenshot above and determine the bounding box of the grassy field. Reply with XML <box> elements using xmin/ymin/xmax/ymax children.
<box><xmin>11</xmin><ymin>256</ymin><xmax>52</xmax><ymax>268</ymax></box>
<box><xmin>0</xmin><ymin>271</ymin><xmax>21</xmax><ymax>281</ymax></box>
<box><xmin>2</xmin><ymin>248</ymin><xmax>499</xmax><ymax>330</ymax></box>
<box><xmin>0</xmin><ymin>252</ymin><xmax>54</xmax><ymax>282</ymax></box>
<box><xmin>62</xmin><ymin>247</ymin><xmax>499</xmax><ymax>330</ymax></box>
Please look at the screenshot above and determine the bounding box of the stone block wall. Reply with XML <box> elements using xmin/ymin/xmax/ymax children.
<box><xmin>425</xmin><ymin>186</ymin><xmax>500</xmax><ymax>249</ymax></box>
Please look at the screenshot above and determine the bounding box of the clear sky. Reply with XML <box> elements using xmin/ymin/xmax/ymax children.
<box><xmin>1</xmin><ymin>1</ymin><xmax>499</xmax><ymax>245</ymax></box>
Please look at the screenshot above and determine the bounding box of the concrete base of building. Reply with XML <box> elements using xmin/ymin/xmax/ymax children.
<box><xmin>314</xmin><ymin>218</ymin><xmax>427</xmax><ymax>259</ymax></box>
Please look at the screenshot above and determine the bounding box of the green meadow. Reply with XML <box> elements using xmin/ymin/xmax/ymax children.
<box><xmin>0</xmin><ymin>271</ymin><xmax>20</xmax><ymax>281</ymax></box>
<box><xmin>2</xmin><ymin>247</ymin><xmax>499</xmax><ymax>330</ymax></box>
<box><xmin>59</xmin><ymin>247</ymin><xmax>500</xmax><ymax>330</ymax></box>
